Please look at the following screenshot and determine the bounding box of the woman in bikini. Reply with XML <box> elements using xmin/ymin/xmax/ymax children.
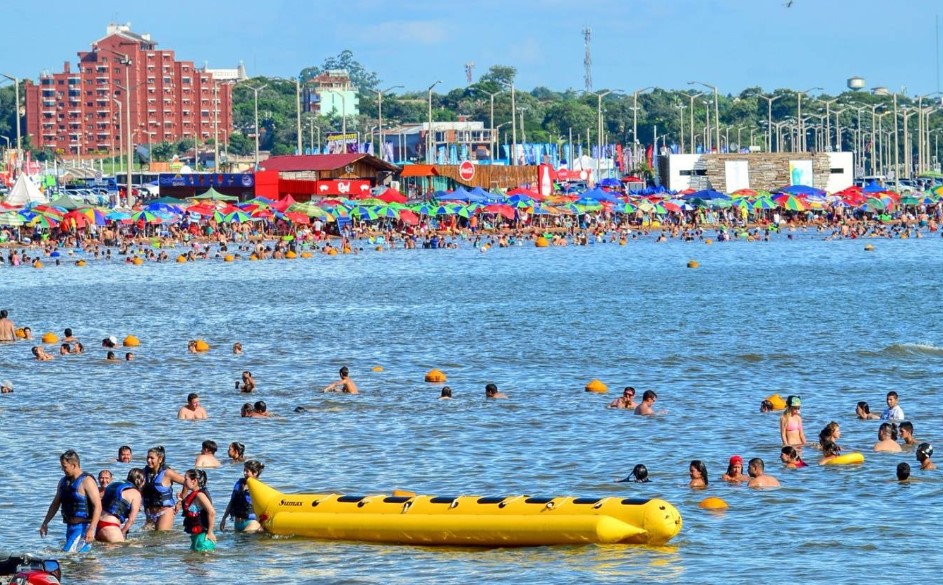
<box><xmin>779</xmin><ymin>395</ymin><xmax>806</xmax><ymax>447</ymax></box>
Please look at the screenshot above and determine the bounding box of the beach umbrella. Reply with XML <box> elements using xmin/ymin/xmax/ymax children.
<box><xmin>752</xmin><ymin>197</ymin><xmax>776</xmax><ymax>210</ymax></box>
<box><xmin>31</xmin><ymin>205</ymin><xmax>65</xmax><ymax>219</ymax></box>
<box><xmin>281</xmin><ymin>211</ymin><xmax>311</xmax><ymax>224</ymax></box>
<box><xmin>377</xmin><ymin>188</ymin><xmax>408</xmax><ymax>204</ymax></box>
<box><xmin>483</xmin><ymin>204</ymin><xmax>515</xmax><ymax>220</ymax></box>
<box><xmin>681</xmin><ymin>189</ymin><xmax>729</xmax><ymax>201</ymax></box>
<box><xmin>661</xmin><ymin>201</ymin><xmax>682</xmax><ymax>213</ymax></box>
<box><xmin>350</xmin><ymin>206</ymin><xmax>379</xmax><ymax>220</ymax></box>
<box><xmin>372</xmin><ymin>205</ymin><xmax>402</xmax><ymax>219</ymax></box>
<box><xmin>0</xmin><ymin>211</ymin><xmax>25</xmax><ymax>226</ymax></box>
<box><xmin>28</xmin><ymin>215</ymin><xmax>59</xmax><ymax>228</ymax></box>
<box><xmin>730</xmin><ymin>189</ymin><xmax>758</xmax><ymax>198</ymax></box>
<box><xmin>61</xmin><ymin>210</ymin><xmax>91</xmax><ymax>229</ymax></box>
<box><xmin>397</xmin><ymin>209</ymin><xmax>419</xmax><ymax>225</ymax></box>
<box><xmin>105</xmin><ymin>211</ymin><xmax>131</xmax><ymax>221</ymax></box>
<box><xmin>222</xmin><ymin>210</ymin><xmax>252</xmax><ymax>223</ymax></box>
<box><xmin>773</xmin><ymin>194</ymin><xmax>808</xmax><ymax>211</ymax></box>
<box><xmin>777</xmin><ymin>184</ymin><xmax>826</xmax><ymax>197</ymax></box>
<box><xmin>131</xmin><ymin>210</ymin><xmax>161</xmax><ymax>224</ymax></box>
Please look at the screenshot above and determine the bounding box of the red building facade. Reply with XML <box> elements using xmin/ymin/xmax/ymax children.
<box><xmin>24</xmin><ymin>23</ymin><xmax>234</xmax><ymax>157</ymax></box>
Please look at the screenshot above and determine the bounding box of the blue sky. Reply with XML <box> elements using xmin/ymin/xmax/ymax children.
<box><xmin>3</xmin><ymin>0</ymin><xmax>941</xmax><ymax>97</ymax></box>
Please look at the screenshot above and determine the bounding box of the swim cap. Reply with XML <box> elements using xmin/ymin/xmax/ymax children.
<box><xmin>108</xmin><ymin>336</ymin><xmax>118</xmax><ymax>345</ymax></box>
<box><xmin>0</xmin><ymin>379</ymin><xmax>12</xmax><ymax>390</ymax></box>
<box><xmin>918</xmin><ymin>443</ymin><xmax>933</xmax><ymax>459</ymax></box>
<box><xmin>729</xmin><ymin>455</ymin><xmax>743</xmax><ymax>466</ymax></box>
<box><xmin>787</xmin><ymin>396</ymin><xmax>802</xmax><ymax>408</ymax></box>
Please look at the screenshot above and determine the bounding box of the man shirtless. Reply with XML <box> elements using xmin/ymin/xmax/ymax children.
<box><xmin>177</xmin><ymin>393</ymin><xmax>208</xmax><ymax>420</ymax></box>
<box><xmin>322</xmin><ymin>366</ymin><xmax>359</xmax><ymax>394</ymax></box>
<box><xmin>634</xmin><ymin>390</ymin><xmax>659</xmax><ymax>415</ymax></box>
<box><xmin>747</xmin><ymin>458</ymin><xmax>781</xmax><ymax>488</ymax></box>
<box><xmin>0</xmin><ymin>310</ymin><xmax>15</xmax><ymax>341</ymax></box>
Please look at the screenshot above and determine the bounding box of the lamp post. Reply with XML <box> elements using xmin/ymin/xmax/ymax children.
<box><xmin>104</xmin><ymin>49</ymin><xmax>134</xmax><ymax>207</ymax></box>
<box><xmin>831</xmin><ymin>108</ymin><xmax>846</xmax><ymax>153</ymax></box>
<box><xmin>587</xmin><ymin>89</ymin><xmax>613</xmax><ymax>181</ymax></box>
<box><xmin>758</xmin><ymin>94</ymin><xmax>781</xmax><ymax>153</ymax></box>
<box><xmin>498</xmin><ymin>81</ymin><xmax>517</xmax><ymax>165</ymax></box>
<box><xmin>630</xmin><ymin>86</ymin><xmax>652</xmax><ymax>162</ymax></box>
<box><xmin>870</xmin><ymin>103</ymin><xmax>886</xmax><ymax>175</ymax></box>
<box><xmin>112</xmin><ymin>98</ymin><xmax>123</xmax><ymax>176</ymax></box>
<box><xmin>245</xmin><ymin>83</ymin><xmax>267</xmax><ymax>169</ymax></box>
<box><xmin>917</xmin><ymin>92</ymin><xmax>943</xmax><ymax>173</ymax></box>
<box><xmin>795</xmin><ymin>87</ymin><xmax>822</xmax><ymax>151</ymax></box>
<box><xmin>684</xmin><ymin>92</ymin><xmax>702</xmax><ymax>153</ymax></box>
<box><xmin>426</xmin><ymin>80</ymin><xmax>441</xmax><ymax>164</ymax></box>
<box><xmin>374</xmin><ymin>85</ymin><xmax>403</xmax><ymax>161</ymax></box>
<box><xmin>688</xmin><ymin>81</ymin><xmax>720</xmax><ymax>154</ymax></box>
<box><xmin>813</xmin><ymin>96</ymin><xmax>840</xmax><ymax>151</ymax></box>
<box><xmin>0</xmin><ymin>74</ymin><xmax>21</xmax><ymax>165</ymax></box>
<box><xmin>675</xmin><ymin>104</ymin><xmax>686</xmax><ymax>153</ymax></box>
<box><xmin>478</xmin><ymin>89</ymin><xmax>500</xmax><ymax>163</ymax></box>
<box><xmin>901</xmin><ymin>107</ymin><xmax>916</xmax><ymax>179</ymax></box>
<box><xmin>875</xmin><ymin>110</ymin><xmax>891</xmax><ymax>176</ymax></box>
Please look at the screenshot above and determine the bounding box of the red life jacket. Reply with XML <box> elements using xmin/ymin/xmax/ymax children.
<box><xmin>182</xmin><ymin>490</ymin><xmax>209</xmax><ymax>535</ymax></box>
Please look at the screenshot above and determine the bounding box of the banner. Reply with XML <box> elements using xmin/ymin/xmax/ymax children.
<box><xmin>788</xmin><ymin>160</ymin><xmax>814</xmax><ymax>186</ymax></box>
<box><xmin>325</xmin><ymin>132</ymin><xmax>359</xmax><ymax>154</ymax></box>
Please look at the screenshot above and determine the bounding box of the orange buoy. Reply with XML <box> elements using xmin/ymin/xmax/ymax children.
<box><xmin>372</xmin><ymin>365</ymin><xmax>383</xmax><ymax>372</ymax></box>
<box><xmin>194</xmin><ymin>339</ymin><xmax>210</xmax><ymax>352</ymax></box>
<box><xmin>224</xmin><ymin>254</ymin><xmax>235</xmax><ymax>262</ymax></box>
<box><xmin>76</xmin><ymin>260</ymin><xmax>87</xmax><ymax>267</ymax></box>
<box><xmin>300</xmin><ymin>251</ymin><xmax>313</xmax><ymax>259</ymax></box>
<box><xmin>132</xmin><ymin>257</ymin><xmax>144</xmax><ymax>265</ymax></box>
<box><xmin>123</xmin><ymin>335</ymin><xmax>140</xmax><ymax>347</ymax></box>
<box><xmin>176</xmin><ymin>255</ymin><xmax>187</xmax><ymax>263</ymax></box>
<box><xmin>687</xmin><ymin>260</ymin><xmax>699</xmax><ymax>269</ymax></box>
<box><xmin>699</xmin><ymin>497</ymin><xmax>728</xmax><ymax>510</ymax></box>
<box><xmin>15</xmin><ymin>328</ymin><xmax>27</xmax><ymax>339</ymax></box>
<box><xmin>535</xmin><ymin>236</ymin><xmax>549</xmax><ymax>248</ymax></box>
<box><xmin>584</xmin><ymin>379</ymin><xmax>608</xmax><ymax>393</ymax></box>
<box><xmin>42</xmin><ymin>332</ymin><xmax>58</xmax><ymax>344</ymax></box>
<box><xmin>424</xmin><ymin>369</ymin><xmax>447</xmax><ymax>383</ymax></box>
<box><xmin>285</xmin><ymin>251</ymin><xmax>297</xmax><ymax>259</ymax></box>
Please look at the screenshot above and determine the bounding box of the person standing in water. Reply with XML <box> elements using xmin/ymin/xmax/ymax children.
<box><xmin>40</xmin><ymin>450</ymin><xmax>102</xmax><ymax>552</ymax></box>
<box><xmin>181</xmin><ymin>469</ymin><xmax>217</xmax><ymax>552</ymax></box>
<box><xmin>322</xmin><ymin>366</ymin><xmax>359</xmax><ymax>394</ymax></box>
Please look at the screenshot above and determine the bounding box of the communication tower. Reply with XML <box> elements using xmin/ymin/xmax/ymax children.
<box><xmin>583</xmin><ymin>27</ymin><xmax>592</xmax><ymax>92</ymax></box>
<box><xmin>465</xmin><ymin>62</ymin><xmax>475</xmax><ymax>85</ymax></box>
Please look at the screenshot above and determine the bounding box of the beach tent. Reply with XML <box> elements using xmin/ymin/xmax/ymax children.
<box><xmin>192</xmin><ymin>187</ymin><xmax>238</xmax><ymax>201</ymax></box>
<box><xmin>47</xmin><ymin>194</ymin><xmax>83</xmax><ymax>210</ymax></box>
<box><xmin>2</xmin><ymin>174</ymin><xmax>47</xmax><ymax>206</ymax></box>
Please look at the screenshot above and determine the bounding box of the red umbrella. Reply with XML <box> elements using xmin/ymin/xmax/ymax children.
<box><xmin>60</xmin><ymin>211</ymin><xmax>90</xmax><ymax>230</ymax></box>
<box><xmin>397</xmin><ymin>209</ymin><xmax>419</xmax><ymax>225</ymax></box>
<box><xmin>377</xmin><ymin>189</ymin><xmax>408</xmax><ymax>204</ymax></box>
<box><xmin>271</xmin><ymin>196</ymin><xmax>297</xmax><ymax>212</ymax></box>
<box><xmin>282</xmin><ymin>212</ymin><xmax>310</xmax><ymax>224</ymax></box>
<box><xmin>483</xmin><ymin>204</ymin><xmax>516</xmax><ymax>220</ymax></box>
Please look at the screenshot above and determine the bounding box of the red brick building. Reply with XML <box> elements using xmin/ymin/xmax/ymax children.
<box><xmin>24</xmin><ymin>23</ymin><xmax>236</xmax><ymax>157</ymax></box>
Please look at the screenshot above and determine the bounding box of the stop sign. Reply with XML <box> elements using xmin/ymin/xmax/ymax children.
<box><xmin>556</xmin><ymin>168</ymin><xmax>569</xmax><ymax>181</ymax></box>
<box><xmin>459</xmin><ymin>160</ymin><xmax>475</xmax><ymax>181</ymax></box>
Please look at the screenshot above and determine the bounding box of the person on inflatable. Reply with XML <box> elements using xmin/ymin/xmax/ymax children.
<box><xmin>39</xmin><ymin>449</ymin><xmax>102</xmax><ymax>552</ymax></box>
<box><xmin>182</xmin><ymin>469</ymin><xmax>216</xmax><ymax>552</ymax></box>
<box><xmin>220</xmin><ymin>460</ymin><xmax>265</xmax><ymax>533</ymax></box>
<box><xmin>818</xmin><ymin>442</ymin><xmax>842</xmax><ymax>465</ymax></box>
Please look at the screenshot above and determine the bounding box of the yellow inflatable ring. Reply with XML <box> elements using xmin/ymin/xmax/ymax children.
<box><xmin>823</xmin><ymin>452</ymin><xmax>864</xmax><ymax>466</ymax></box>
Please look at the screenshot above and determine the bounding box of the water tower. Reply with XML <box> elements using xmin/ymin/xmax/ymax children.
<box><xmin>871</xmin><ymin>87</ymin><xmax>889</xmax><ymax>96</ymax></box>
<box><xmin>847</xmin><ymin>76</ymin><xmax>865</xmax><ymax>91</ymax></box>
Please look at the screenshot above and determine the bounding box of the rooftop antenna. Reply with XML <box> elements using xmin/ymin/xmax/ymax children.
<box><xmin>583</xmin><ymin>27</ymin><xmax>592</xmax><ymax>92</ymax></box>
<box><xmin>465</xmin><ymin>62</ymin><xmax>475</xmax><ymax>85</ymax></box>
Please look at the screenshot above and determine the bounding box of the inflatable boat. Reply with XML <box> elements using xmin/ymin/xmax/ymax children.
<box><xmin>247</xmin><ymin>478</ymin><xmax>682</xmax><ymax>546</ymax></box>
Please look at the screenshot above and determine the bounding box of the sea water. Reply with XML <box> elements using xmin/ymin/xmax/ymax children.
<box><xmin>1</xmin><ymin>232</ymin><xmax>943</xmax><ymax>584</ymax></box>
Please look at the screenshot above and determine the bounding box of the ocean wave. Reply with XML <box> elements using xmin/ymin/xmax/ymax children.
<box><xmin>868</xmin><ymin>343</ymin><xmax>943</xmax><ymax>357</ymax></box>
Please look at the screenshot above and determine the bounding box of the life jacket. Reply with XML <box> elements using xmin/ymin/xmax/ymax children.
<box><xmin>101</xmin><ymin>481</ymin><xmax>133</xmax><ymax>522</ymax></box>
<box><xmin>142</xmin><ymin>466</ymin><xmax>175</xmax><ymax>509</ymax></box>
<box><xmin>58</xmin><ymin>472</ymin><xmax>92</xmax><ymax>523</ymax></box>
<box><xmin>182</xmin><ymin>490</ymin><xmax>211</xmax><ymax>535</ymax></box>
<box><xmin>229</xmin><ymin>478</ymin><xmax>255</xmax><ymax>520</ymax></box>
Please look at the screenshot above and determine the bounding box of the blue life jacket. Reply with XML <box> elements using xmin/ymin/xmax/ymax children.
<box><xmin>58</xmin><ymin>472</ymin><xmax>92</xmax><ymax>523</ymax></box>
<box><xmin>229</xmin><ymin>478</ymin><xmax>255</xmax><ymax>520</ymax></box>
<box><xmin>143</xmin><ymin>467</ymin><xmax>176</xmax><ymax>508</ymax></box>
<box><xmin>102</xmin><ymin>481</ymin><xmax>133</xmax><ymax>522</ymax></box>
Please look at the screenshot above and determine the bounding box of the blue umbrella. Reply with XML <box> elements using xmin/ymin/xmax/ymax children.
<box><xmin>776</xmin><ymin>184</ymin><xmax>825</xmax><ymax>197</ymax></box>
<box><xmin>681</xmin><ymin>189</ymin><xmax>729</xmax><ymax>201</ymax></box>
<box><xmin>597</xmin><ymin>178</ymin><xmax>621</xmax><ymax>188</ymax></box>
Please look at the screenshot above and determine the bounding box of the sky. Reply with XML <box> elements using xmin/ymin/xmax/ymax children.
<box><xmin>2</xmin><ymin>0</ymin><xmax>942</xmax><ymax>98</ymax></box>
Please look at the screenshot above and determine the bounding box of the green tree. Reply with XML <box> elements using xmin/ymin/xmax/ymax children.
<box><xmin>480</xmin><ymin>65</ymin><xmax>517</xmax><ymax>87</ymax></box>
<box><xmin>299</xmin><ymin>50</ymin><xmax>380</xmax><ymax>92</ymax></box>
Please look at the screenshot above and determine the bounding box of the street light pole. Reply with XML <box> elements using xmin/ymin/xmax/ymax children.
<box><xmin>426</xmin><ymin>80</ymin><xmax>441</xmax><ymax>164</ymax></box>
<box><xmin>588</xmin><ymin>89</ymin><xmax>612</xmax><ymax>182</ymax></box>
<box><xmin>0</xmin><ymin>74</ymin><xmax>21</xmax><ymax>166</ymax></box>
<box><xmin>479</xmin><ymin>89</ymin><xmax>500</xmax><ymax>163</ymax></box>
<box><xmin>112</xmin><ymin>98</ymin><xmax>123</xmax><ymax>176</ymax></box>
<box><xmin>759</xmin><ymin>94</ymin><xmax>781</xmax><ymax>152</ymax></box>
<box><xmin>795</xmin><ymin>87</ymin><xmax>823</xmax><ymax>151</ymax></box>
<box><xmin>632</xmin><ymin>86</ymin><xmax>653</xmax><ymax>162</ymax></box>
<box><xmin>246</xmin><ymin>83</ymin><xmax>267</xmax><ymax>169</ymax></box>
<box><xmin>374</xmin><ymin>85</ymin><xmax>403</xmax><ymax>161</ymax></box>
<box><xmin>688</xmin><ymin>81</ymin><xmax>720</xmax><ymax>153</ymax></box>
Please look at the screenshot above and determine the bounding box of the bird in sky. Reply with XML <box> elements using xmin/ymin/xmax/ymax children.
<box><xmin>784</xmin><ymin>1</ymin><xmax>794</xmax><ymax>7</ymax></box>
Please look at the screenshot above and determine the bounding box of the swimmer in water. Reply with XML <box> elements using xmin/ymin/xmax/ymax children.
<box><xmin>194</xmin><ymin>440</ymin><xmax>221</xmax><ymax>468</ymax></box>
<box><xmin>856</xmin><ymin>401</ymin><xmax>879</xmax><ymax>420</ymax></box>
<box><xmin>916</xmin><ymin>443</ymin><xmax>936</xmax><ymax>471</ymax></box>
<box><xmin>485</xmin><ymin>383</ymin><xmax>508</xmax><ymax>399</ymax></box>
<box><xmin>116</xmin><ymin>446</ymin><xmax>132</xmax><ymax>463</ymax></box>
<box><xmin>96</xmin><ymin>468</ymin><xmax>145</xmax><ymax>543</ymax></box>
<box><xmin>608</xmin><ymin>387</ymin><xmax>637</xmax><ymax>409</ymax></box>
<box><xmin>177</xmin><ymin>393</ymin><xmax>208</xmax><ymax>420</ymax></box>
<box><xmin>818</xmin><ymin>421</ymin><xmax>841</xmax><ymax>451</ymax></box>
<box><xmin>818</xmin><ymin>441</ymin><xmax>842</xmax><ymax>465</ymax></box>
<box><xmin>634</xmin><ymin>390</ymin><xmax>658</xmax><ymax>415</ymax></box>
<box><xmin>874</xmin><ymin>422</ymin><xmax>902</xmax><ymax>453</ymax></box>
<box><xmin>220</xmin><ymin>459</ymin><xmax>265</xmax><ymax>533</ymax></box>
<box><xmin>227</xmin><ymin>442</ymin><xmax>246</xmax><ymax>463</ymax></box>
<box><xmin>688</xmin><ymin>460</ymin><xmax>708</xmax><ymax>489</ymax></box>
<box><xmin>897</xmin><ymin>462</ymin><xmax>911</xmax><ymax>481</ymax></box>
<box><xmin>32</xmin><ymin>346</ymin><xmax>54</xmax><ymax>361</ymax></box>
<box><xmin>747</xmin><ymin>458</ymin><xmax>781</xmax><ymax>488</ymax></box>
<box><xmin>322</xmin><ymin>366</ymin><xmax>359</xmax><ymax>394</ymax></box>
<box><xmin>721</xmin><ymin>455</ymin><xmax>749</xmax><ymax>482</ymax></box>
<box><xmin>619</xmin><ymin>464</ymin><xmax>650</xmax><ymax>483</ymax></box>
<box><xmin>439</xmin><ymin>386</ymin><xmax>452</xmax><ymax>399</ymax></box>
<box><xmin>781</xmin><ymin>446</ymin><xmax>808</xmax><ymax>468</ymax></box>
<box><xmin>899</xmin><ymin>421</ymin><xmax>916</xmax><ymax>447</ymax></box>
<box><xmin>232</xmin><ymin>342</ymin><xmax>243</xmax><ymax>355</ymax></box>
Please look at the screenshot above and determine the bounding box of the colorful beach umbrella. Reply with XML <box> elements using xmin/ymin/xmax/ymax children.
<box><xmin>773</xmin><ymin>194</ymin><xmax>808</xmax><ymax>211</ymax></box>
<box><xmin>222</xmin><ymin>210</ymin><xmax>252</xmax><ymax>223</ymax></box>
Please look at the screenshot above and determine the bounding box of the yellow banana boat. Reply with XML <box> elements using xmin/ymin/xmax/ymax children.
<box><xmin>247</xmin><ymin>478</ymin><xmax>682</xmax><ymax>546</ymax></box>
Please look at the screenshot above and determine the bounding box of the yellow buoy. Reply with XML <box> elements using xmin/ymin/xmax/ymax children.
<box><xmin>15</xmin><ymin>328</ymin><xmax>27</xmax><ymax>339</ymax></box>
<box><xmin>705</xmin><ymin>238</ymin><xmax>713</xmax><ymax>245</ymax></box>
<box><xmin>76</xmin><ymin>260</ymin><xmax>87</xmax><ymax>267</ymax></box>
<box><xmin>619</xmin><ymin>239</ymin><xmax>626</xmax><ymax>246</ymax></box>
<box><xmin>698</xmin><ymin>497</ymin><xmax>728</xmax><ymax>510</ymax></box>
<box><xmin>766</xmin><ymin>393</ymin><xmax>787</xmax><ymax>410</ymax></box>
<box><xmin>687</xmin><ymin>260</ymin><xmax>699</xmax><ymax>269</ymax></box>
<box><xmin>535</xmin><ymin>236</ymin><xmax>549</xmax><ymax>248</ymax></box>
<box><xmin>372</xmin><ymin>365</ymin><xmax>383</xmax><ymax>372</ymax></box>
<box><xmin>286</xmin><ymin>251</ymin><xmax>297</xmax><ymax>259</ymax></box>
<box><xmin>33</xmin><ymin>261</ymin><xmax>43</xmax><ymax>269</ymax></box>
<box><xmin>584</xmin><ymin>379</ymin><xmax>608</xmax><ymax>393</ymax></box>
<box><xmin>300</xmin><ymin>251</ymin><xmax>313</xmax><ymax>259</ymax></box>
<box><xmin>327</xmin><ymin>249</ymin><xmax>338</xmax><ymax>256</ymax></box>
<box><xmin>194</xmin><ymin>339</ymin><xmax>210</xmax><ymax>352</ymax></box>
<box><xmin>249</xmin><ymin>254</ymin><xmax>259</xmax><ymax>261</ymax></box>
<box><xmin>424</xmin><ymin>369</ymin><xmax>447</xmax><ymax>383</ymax></box>
<box><xmin>224</xmin><ymin>254</ymin><xmax>235</xmax><ymax>262</ymax></box>
<box><xmin>132</xmin><ymin>257</ymin><xmax>144</xmax><ymax>265</ymax></box>
<box><xmin>342</xmin><ymin>246</ymin><xmax>352</xmax><ymax>254</ymax></box>
<box><xmin>123</xmin><ymin>335</ymin><xmax>140</xmax><ymax>347</ymax></box>
<box><xmin>42</xmin><ymin>332</ymin><xmax>58</xmax><ymax>344</ymax></box>
<box><xmin>864</xmin><ymin>244</ymin><xmax>875</xmax><ymax>251</ymax></box>
<box><xmin>375</xmin><ymin>246</ymin><xmax>383</xmax><ymax>252</ymax></box>
<box><xmin>176</xmin><ymin>255</ymin><xmax>187</xmax><ymax>263</ymax></box>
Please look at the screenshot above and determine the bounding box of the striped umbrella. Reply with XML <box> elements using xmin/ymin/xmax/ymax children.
<box><xmin>222</xmin><ymin>210</ymin><xmax>252</xmax><ymax>223</ymax></box>
<box><xmin>350</xmin><ymin>206</ymin><xmax>379</xmax><ymax>220</ymax></box>
<box><xmin>752</xmin><ymin>197</ymin><xmax>776</xmax><ymax>210</ymax></box>
<box><xmin>131</xmin><ymin>210</ymin><xmax>162</xmax><ymax>224</ymax></box>
<box><xmin>773</xmin><ymin>194</ymin><xmax>808</xmax><ymax>211</ymax></box>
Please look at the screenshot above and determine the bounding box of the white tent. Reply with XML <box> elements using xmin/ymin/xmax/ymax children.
<box><xmin>2</xmin><ymin>174</ymin><xmax>47</xmax><ymax>206</ymax></box>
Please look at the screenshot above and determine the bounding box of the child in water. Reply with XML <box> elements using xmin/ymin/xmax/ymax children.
<box><xmin>181</xmin><ymin>469</ymin><xmax>216</xmax><ymax>552</ymax></box>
